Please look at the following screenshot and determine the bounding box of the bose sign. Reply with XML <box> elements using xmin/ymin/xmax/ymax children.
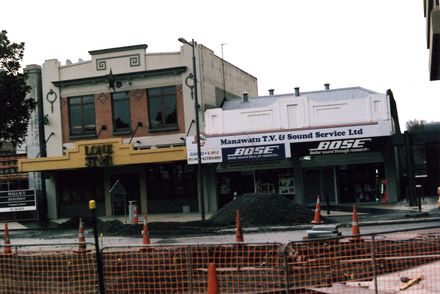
<box><xmin>222</xmin><ymin>144</ymin><xmax>285</xmax><ymax>162</ymax></box>
<box><xmin>310</xmin><ymin>138</ymin><xmax>372</xmax><ymax>151</ymax></box>
<box><xmin>292</xmin><ymin>137</ymin><xmax>385</xmax><ymax>156</ymax></box>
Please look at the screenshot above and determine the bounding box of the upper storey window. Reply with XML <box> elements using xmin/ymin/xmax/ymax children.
<box><xmin>69</xmin><ymin>95</ymin><xmax>96</xmax><ymax>137</ymax></box>
<box><xmin>112</xmin><ymin>91</ymin><xmax>131</xmax><ymax>133</ymax></box>
<box><xmin>147</xmin><ymin>86</ymin><xmax>177</xmax><ymax>132</ymax></box>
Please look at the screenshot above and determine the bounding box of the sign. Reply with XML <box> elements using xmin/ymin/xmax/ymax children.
<box><xmin>0</xmin><ymin>189</ymin><xmax>36</xmax><ymax>212</ymax></box>
<box><xmin>291</xmin><ymin>137</ymin><xmax>386</xmax><ymax>156</ymax></box>
<box><xmin>85</xmin><ymin>144</ymin><xmax>113</xmax><ymax>167</ymax></box>
<box><xmin>222</xmin><ymin>144</ymin><xmax>285</xmax><ymax>162</ymax></box>
<box><xmin>186</xmin><ymin>121</ymin><xmax>393</xmax><ymax>164</ymax></box>
<box><xmin>187</xmin><ymin>149</ymin><xmax>222</xmax><ymax>164</ymax></box>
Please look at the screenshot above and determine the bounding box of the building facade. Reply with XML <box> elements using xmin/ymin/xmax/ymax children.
<box><xmin>19</xmin><ymin>43</ymin><xmax>257</xmax><ymax>219</ymax></box>
<box><xmin>186</xmin><ymin>86</ymin><xmax>401</xmax><ymax>208</ymax></box>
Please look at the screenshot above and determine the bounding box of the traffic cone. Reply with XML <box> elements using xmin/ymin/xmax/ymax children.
<box><xmin>133</xmin><ymin>205</ymin><xmax>139</xmax><ymax>225</ymax></box>
<box><xmin>351</xmin><ymin>204</ymin><xmax>361</xmax><ymax>239</ymax></box>
<box><xmin>3</xmin><ymin>223</ymin><xmax>11</xmax><ymax>254</ymax></box>
<box><xmin>236</xmin><ymin>209</ymin><xmax>244</xmax><ymax>242</ymax></box>
<box><xmin>207</xmin><ymin>263</ymin><xmax>219</xmax><ymax>294</ymax></box>
<box><xmin>78</xmin><ymin>217</ymin><xmax>86</xmax><ymax>253</ymax></box>
<box><xmin>311</xmin><ymin>194</ymin><xmax>323</xmax><ymax>224</ymax></box>
<box><xmin>142</xmin><ymin>214</ymin><xmax>150</xmax><ymax>245</ymax></box>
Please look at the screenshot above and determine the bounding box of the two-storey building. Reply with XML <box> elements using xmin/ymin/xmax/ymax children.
<box><xmin>19</xmin><ymin>43</ymin><xmax>257</xmax><ymax>219</ymax></box>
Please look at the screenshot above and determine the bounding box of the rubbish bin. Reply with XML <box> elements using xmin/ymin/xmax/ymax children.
<box><xmin>128</xmin><ymin>201</ymin><xmax>137</xmax><ymax>223</ymax></box>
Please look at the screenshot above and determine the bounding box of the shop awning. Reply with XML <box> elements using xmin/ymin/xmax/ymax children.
<box><xmin>18</xmin><ymin>138</ymin><xmax>187</xmax><ymax>172</ymax></box>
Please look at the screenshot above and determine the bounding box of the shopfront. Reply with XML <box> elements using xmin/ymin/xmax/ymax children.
<box><xmin>187</xmin><ymin>121</ymin><xmax>399</xmax><ymax>207</ymax></box>
<box><xmin>18</xmin><ymin>138</ymin><xmax>190</xmax><ymax>219</ymax></box>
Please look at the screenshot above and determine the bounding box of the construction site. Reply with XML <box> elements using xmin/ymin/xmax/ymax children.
<box><xmin>1</xmin><ymin>194</ymin><xmax>440</xmax><ymax>293</ymax></box>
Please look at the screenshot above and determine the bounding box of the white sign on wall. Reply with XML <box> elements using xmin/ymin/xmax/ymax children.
<box><xmin>186</xmin><ymin>121</ymin><xmax>393</xmax><ymax>164</ymax></box>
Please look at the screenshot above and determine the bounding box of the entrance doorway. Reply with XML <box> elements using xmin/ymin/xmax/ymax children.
<box><xmin>337</xmin><ymin>164</ymin><xmax>384</xmax><ymax>203</ymax></box>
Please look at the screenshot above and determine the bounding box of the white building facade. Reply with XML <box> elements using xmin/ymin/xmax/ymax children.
<box><xmin>186</xmin><ymin>86</ymin><xmax>401</xmax><ymax>208</ymax></box>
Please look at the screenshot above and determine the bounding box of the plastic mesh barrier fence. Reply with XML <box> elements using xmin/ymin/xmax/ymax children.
<box><xmin>0</xmin><ymin>227</ymin><xmax>440</xmax><ymax>293</ymax></box>
<box><xmin>0</xmin><ymin>244</ymin><xmax>98</xmax><ymax>293</ymax></box>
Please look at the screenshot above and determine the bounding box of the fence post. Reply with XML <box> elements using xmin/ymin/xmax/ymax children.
<box><xmin>89</xmin><ymin>200</ymin><xmax>105</xmax><ymax>294</ymax></box>
<box><xmin>188</xmin><ymin>246</ymin><xmax>193</xmax><ymax>294</ymax></box>
<box><xmin>282</xmin><ymin>244</ymin><xmax>290</xmax><ymax>294</ymax></box>
<box><xmin>370</xmin><ymin>235</ymin><xmax>378</xmax><ymax>294</ymax></box>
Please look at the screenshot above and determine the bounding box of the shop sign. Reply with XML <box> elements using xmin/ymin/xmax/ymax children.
<box><xmin>291</xmin><ymin>137</ymin><xmax>386</xmax><ymax>156</ymax></box>
<box><xmin>85</xmin><ymin>144</ymin><xmax>113</xmax><ymax>167</ymax></box>
<box><xmin>187</xmin><ymin>149</ymin><xmax>222</xmax><ymax>164</ymax></box>
<box><xmin>222</xmin><ymin>144</ymin><xmax>285</xmax><ymax>162</ymax></box>
<box><xmin>186</xmin><ymin>121</ymin><xmax>392</xmax><ymax>163</ymax></box>
<box><xmin>0</xmin><ymin>189</ymin><xmax>36</xmax><ymax>212</ymax></box>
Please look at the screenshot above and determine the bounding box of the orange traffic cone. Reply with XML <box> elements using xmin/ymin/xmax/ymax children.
<box><xmin>207</xmin><ymin>263</ymin><xmax>219</xmax><ymax>294</ymax></box>
<box><xmin>142</xmin><ymin>214</ymin><xmax>150</xmax><ymax>245</ymax></box>
<box><xmin>3</xmin><ymin>223</ymin><xmax>11</xmax><ymax>254</ymax></box>
<box><xmin>311</xmin><ymin>194</ymin><xmax>323</xmax><ymax>224</ymax></box>
<box><xmin>236</xmin><ymin>209</ymin><xmax>244</xmax><ymax>242</ymax></box>
<box><xmin>352</xmin><ymin>204</ymin><xmax>361</xmax><ymax>239</ymax></box>
<box><xmin>133</xmin><ymin>205</ymin><xmax>139</xmax><ymax>225</ymax></box>
<box><xmin>78</xmin><ymin>217</ymin><xmax>86</xmax><ymax>253</ymax></box>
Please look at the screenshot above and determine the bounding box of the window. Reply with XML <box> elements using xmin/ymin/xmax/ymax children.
<box><xmin>147</xmin><ymin>86</ymin><xmax>178</xmax><ymax>131</ymax></box>
<box><xmin>69</xmin><ymin>95</ymin><xmax>96</xmax><ymax>137</ymax></box>
<box><xmin>112</xmin><ymin>91</ymin><xmax>131</xmax><ymax>133</ymax></box>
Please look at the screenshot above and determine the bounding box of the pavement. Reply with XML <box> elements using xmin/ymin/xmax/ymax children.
<box><xmin>1</xmin><ymin>195</ymin><xmax>440</xmax><ymax>232</ymax></box>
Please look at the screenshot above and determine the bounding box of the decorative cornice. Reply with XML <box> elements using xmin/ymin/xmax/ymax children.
<box><xmin>88</xmin><ymin>44</ymin><xmax>148</xmax><ymax>55</ymax></box>
<box><xmin>52</xmin><ymin>66</ymin><xmax>187</xmax><ymax>88</ymax></box>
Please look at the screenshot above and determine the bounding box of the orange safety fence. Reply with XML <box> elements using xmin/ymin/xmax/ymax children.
<box><xmin>0</xmin><ymin>243</ymin><xmax>98</xmax><ymax>293</ymax></box>
<box><xmin>0</xmin><ymin>227</ymin><xmax>440</xmax><ymax>293</ymax></box>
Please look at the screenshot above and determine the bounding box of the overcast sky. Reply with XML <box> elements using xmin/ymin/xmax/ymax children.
<box><xmin>4</xmin><ymin>0</ymin><xmax>438</xmax><ymax>129</ymax></box>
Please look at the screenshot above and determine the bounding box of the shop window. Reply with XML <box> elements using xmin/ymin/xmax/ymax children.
<box><xmin>147</xmin><ymin>86</ymin><xmax>178</xmax><ymax>132</ymax></box>
<box><xmin>112</xmin><ymin>91</ymin><xmax>131</xmax><ymax>133</ymax></box>
<box><xmin>69</xmin><ymin>95</ymin><xmax>96</xmax><ymax>137</ymax></box>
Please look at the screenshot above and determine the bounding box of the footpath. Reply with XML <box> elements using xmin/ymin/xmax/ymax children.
<box><xmin>1</xmin><ymin>195</ymin><xmax>440</xmax><ymax>233</ymax></box>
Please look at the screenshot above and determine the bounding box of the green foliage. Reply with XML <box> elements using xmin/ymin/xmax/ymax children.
<box><xmin>406</xmin><ymin>119</ymin><xmax>427</xmax><ymax>133</ymax></box>
<box><xmin>0</xmin><ymin>30</ymin><xmax>35</xmax><ymax>146</ymax></box>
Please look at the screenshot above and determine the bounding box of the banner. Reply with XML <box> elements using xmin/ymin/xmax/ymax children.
<box><xmin>291</xmin><ymin>137</ymin><xmax>387</xmax><ymax>156</ymax></box>
<box><xmin>222</xmin><ymin>144</ymin><xmax>285</xmax><ymax>162</ymax></box>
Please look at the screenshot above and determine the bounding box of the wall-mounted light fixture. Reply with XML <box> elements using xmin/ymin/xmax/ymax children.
<box><xmin>46</xmin><ymin>89</ymin><xmax>58</xmax><ymax>113</ymax></box>
<box><xmin>97</xmin><ymin>125</ymin><xmax>107</xmax><ymax>137</ymax></box>
<box><xmin>129</xmin><ymin>121</ymin><xmax>143</xmax><ymax>144</ymax></box>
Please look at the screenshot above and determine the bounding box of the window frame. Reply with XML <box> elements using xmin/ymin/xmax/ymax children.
<box><xmin>68</xmin><ymin>95</ymin><xmax>96</xmax><ymax>138</ymax></box>
<box><xmin>111</xmin><ymin>91</ymin><xmax>132</xmax><ymax>134</ymax></box>
<box><xmin>147</xmin><ymin>86</ymin><xmax>178</xmax><ymax>132</ymax></box>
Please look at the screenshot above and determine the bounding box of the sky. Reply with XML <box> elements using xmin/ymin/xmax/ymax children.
<box><xmin>3</xmin><ymin>0</ymin><xmax>439</xmax><ymax>129</ymax></box>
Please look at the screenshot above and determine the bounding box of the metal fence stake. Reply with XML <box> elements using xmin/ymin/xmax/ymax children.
<box><xmin>89</xmin><ymin>200</ymin><xmax>105</xmax><ymax>294</ymax></box>
<box><xmin>370</xmin><ymin>235</ymin><xmax>378</xmax><ymax>294</ymax></box>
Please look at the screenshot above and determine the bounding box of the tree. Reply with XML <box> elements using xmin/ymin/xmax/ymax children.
<box><xmin>0</xmin><ymin>30</ymin><xmax>35</xmax><ymax>147</ymax></box>
<box><xmin>406</xmin><ymin>119</ymin><xmax>427</xmax><ymax>133</ymax></box>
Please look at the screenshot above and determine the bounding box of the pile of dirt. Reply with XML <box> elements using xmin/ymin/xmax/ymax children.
<box><xmin>56</xmin><ymin>193</ymin><xmax>316</xmax><ymax>237</ymax></box>
<box><xmin>209</xmin><ymin>193</ymin><xmax>315</xmax><ymax>226</ymax></box>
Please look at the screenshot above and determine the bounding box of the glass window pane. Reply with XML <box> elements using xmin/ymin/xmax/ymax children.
<box><xmin>163</xmin><ymin>86</ymin><xmax>176</xmax><ymax>94</ymax></box>
<box><xmin>149</xmin><ymin>98</ymin><xmax>162</xmax><ymax>127</ymax></box>
<box><xmin>148</xmin><ymin>88</ymin><xmax>161</xmax><ymax>96</ymax></box>
<box><xmin>83</xmin><ymin>95</ymin><xmax>95</xmax><ymax>103</ymax></box>
<box><xmin>113</xmin><ymin>100</ymin><xmax>131</xmax><ymax>130</ymax></box>
<box><xmin>163</xmin><ymin>95</ymin><xmax>177</xmax><ymax>124</ymax></box>
<box><xmin>113</xmin><ymin>91</ymin><xmax>128</xmax><ymax>101</ymax></box>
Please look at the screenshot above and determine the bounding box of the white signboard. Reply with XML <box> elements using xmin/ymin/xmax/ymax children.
<box><xmin>0</xmin><ymin>189</ymin><xmax>37</xmax><ymax>212</ymax></box>
<box><xmin>186</xmin><ymin>121</ymin><xmax>393</xmax><ymax>164</ymax></box>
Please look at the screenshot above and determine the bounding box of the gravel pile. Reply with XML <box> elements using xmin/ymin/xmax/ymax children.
<box><xmin>209</xmin><ymin>193</ymin><xmax>315</xmax><ymax>226</ymax></box>
<box><xmin>56</xmin><ymin>193</ymin><xmax>317</xmax><ymax>237</ymax></box>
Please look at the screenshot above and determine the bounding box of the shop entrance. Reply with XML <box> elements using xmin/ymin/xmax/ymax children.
<box><xmin>217</xmin><ymin>172</ymin><xmax>254</xmax><ymax>208</ymax></box>
<box><xmin>337</xmin><ymin>164</ymin><xmax>384</xmax><ymax>203</ymax></box>
<box><xmin>110</xmin><ymin>173</ymin><xmax>140</xmax><ymax>216</ymax></box>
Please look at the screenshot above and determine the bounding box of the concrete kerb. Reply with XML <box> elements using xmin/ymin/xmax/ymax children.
<box><xmin>216</xmin><ymin>216</ymin><xmax>440</xmax><ymax>234</ymax></box>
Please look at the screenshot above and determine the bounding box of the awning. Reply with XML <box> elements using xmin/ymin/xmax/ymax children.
<box><xmin>18</xmin><ymin>138</ymin><xmax>186</xmax><ymax>172</ymax></box>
